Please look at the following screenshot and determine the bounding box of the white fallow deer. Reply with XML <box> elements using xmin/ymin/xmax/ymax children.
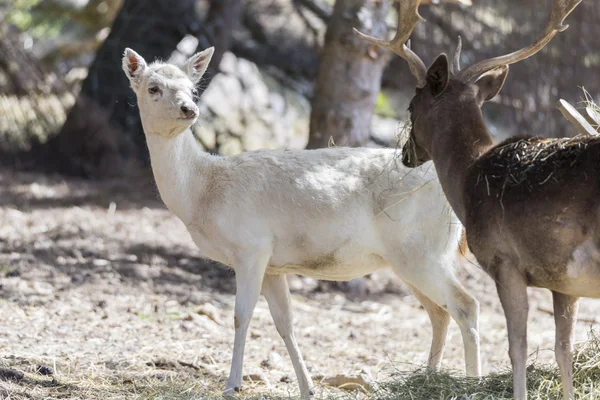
<box><xmin>122</xmin><ymin>47</ymin><xmax>481</xmax><ymax>398</ymax></box>
<box><xmin>355</xmin><ymin>0</ymin><xmax>589</xmax><ymax>399</ymax></box>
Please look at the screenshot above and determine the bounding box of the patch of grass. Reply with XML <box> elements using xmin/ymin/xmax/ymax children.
<box><xmin>136</xmin><ymin>312</ymin><xmax>153</xmax><ymax>321</ymax></box>
<box><xmin>0</xmin><ymin>265</ymin><xmax>18</xmax><ymax>277</ymax></box>
<box><xmin>0</xmin><ymin>364</ymin><xmax>223</xmax><ymax>400</ymax></box>
<box><xmin>375</xmin><ymin>92</ymin><xmax>397</xmax><ymax>119</ymax></box>
<box><xmin>375</xmin><ymin>366</ymin><xmax>547</xmax><ymax>400</ymax></box>
<box><xmin>373</xmin><ymin>329</ymin><xmax>600</xmax><ymax>400</ymax></box>
<box><xmin>4</xmin><ymin>332</ymin><xmax>600</xmax><ymax>399</ymax></box>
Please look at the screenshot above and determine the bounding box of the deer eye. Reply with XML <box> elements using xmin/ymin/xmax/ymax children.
<box><xmin>148</xmin><ymin>86</ymin><xmax>160</xmax><ymax>94</ymax></box>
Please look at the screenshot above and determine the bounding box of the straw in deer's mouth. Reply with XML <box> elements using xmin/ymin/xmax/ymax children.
<box><xmin>395</xmin><ymin>120</ymin><xmax>419</xmax><ymax>164</ymax></box>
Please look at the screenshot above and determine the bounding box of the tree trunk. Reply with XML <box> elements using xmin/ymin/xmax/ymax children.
<box><xmin>42</xmin><ymin>0</ymin><xmax>198</xmax><ymax>177</ymax></box>
<box><xmin>44</xmin><ymin>0</ymin><xmax>242</xmax><ymax>178</ymax></box>
<box><xmin>306</xmin><ymin>0</ymin><xmax>389</xmax><ymax>149</ymax></box>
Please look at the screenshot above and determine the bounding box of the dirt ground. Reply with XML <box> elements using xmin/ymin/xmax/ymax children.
<box><xmin>0</xmin><ymin>168</ymin><xmax>599</xmax><ymax>399</ymax></box>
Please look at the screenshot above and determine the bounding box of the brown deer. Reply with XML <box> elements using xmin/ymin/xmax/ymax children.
<box><xmin>355</xmin><ymin>0</ymin><xmax>591</xmax><ymax>399</ymax></box>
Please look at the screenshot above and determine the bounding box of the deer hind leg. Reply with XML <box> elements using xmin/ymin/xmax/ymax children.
<box><xmin>391</xmin><ymin>262</ymin><xmax>480</xmax><ymax>377</ymax></box>
<box><xmin>445</xmin><ymin>282</ymin><xmax>481</xmax><ymax>377</ymax></box>
<box><xmin>224</xmin><ymin>251</ymin><xmax>271</xmax><ymax>396</ymax></box>
<box><xmin>552</xmin><ymin>291</ymin><xmax>579</xmax><ymax>400</ymax></box>
<box><xmin>407</xmin><ymin>285</ymin><xmax>451</xmax><ymax>372</ymax></box>
<box><xmin>495</xmin><ymin>265</ymin><xmax>529</xmax><ymax>400</ymax></box>
<box><xmin>262</xmin><ymin>274</ymin><xmax>314</xmax><ymax>399</ymax></box>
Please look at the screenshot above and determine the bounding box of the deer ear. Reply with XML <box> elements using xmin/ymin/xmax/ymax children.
<box><xmin>475</xmin><ymin>65</ymin><xmax>509</xmax><ymax>103</ymax></box>
<box><xmin>186</xmin><ymin>47</ymin><xmax>215</xmax><ymax>83</ymax></box>
<box><xmin>122</xmin><ymin>48</ymin><xmax>147</xmax><ymax>87</ymax></box>
<box><xmin>426</xmin><ymin>54</ymin><xmax>450</xmax><ymax>97</ymax></box>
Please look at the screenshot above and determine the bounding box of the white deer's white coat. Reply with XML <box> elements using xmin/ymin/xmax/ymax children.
<box><xmin>123</xmin><ymin>47</ymin><xmax>481</xmax><ymax>399</ymax></box>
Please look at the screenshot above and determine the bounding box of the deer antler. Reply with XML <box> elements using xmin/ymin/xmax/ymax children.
<box><xmin>353</xmin><ymin>0</ymin><xmax>428</xmax><ymax>88</ymax></box>
<box><xmin>452</xmin><ymin>36</ymin><xmax>462</xmax><ymax>74</ymax></box>
<box><xmin>457</xmin><ymin>0</ymin><xmax>581</xmax><ymax>81</ymax></box>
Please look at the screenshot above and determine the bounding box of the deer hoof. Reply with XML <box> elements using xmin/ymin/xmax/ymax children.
<box><xmin>223</xmin><ymin>387</ymin><xmax>241</xmax><ymax>398</ymax></box>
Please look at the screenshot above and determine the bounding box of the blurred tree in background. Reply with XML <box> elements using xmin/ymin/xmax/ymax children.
<box><xmin>307</xmin><ymin>0</ymin><xmax>389</xmax><ymax>149</ymax></box>
<box><xmin>0</xmin><ymin>0</ymin><xmax>121</xmax><ymax>156</ymax></box>
<box><xmin>0</xmin><ymin>0</ymin><xmax>598</xmax><ymax>177</ymax></box>
<box><xmin>46</xmin><ymin>0</ymin><xmax>199</xmax><ymax>177</ymax></box>
<box><xmin>388</xmin><ymin>0</ymin><xmax>599</xmax><ymax>138</ymax></box>
<box><xmin>44</xmin><ymin>0</ymin><xmax>242</xmax><ymax>177</ymax></box>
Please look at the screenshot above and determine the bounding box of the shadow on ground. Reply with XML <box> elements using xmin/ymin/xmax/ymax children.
<box><xmin>0</xmin><ymin>168</ymin><xmax>405</xmax><ymax>306</ymax></box>
<box><xmin>0</xmin><ymin>169</ymin><xmax>164</xmax><ymax>211</ymax></box>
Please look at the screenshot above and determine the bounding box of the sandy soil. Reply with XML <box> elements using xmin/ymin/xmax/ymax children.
<box><xmin>0</xmin><ymin>168</ymin><xmax>599</xmax><ymax>399</ymax></box>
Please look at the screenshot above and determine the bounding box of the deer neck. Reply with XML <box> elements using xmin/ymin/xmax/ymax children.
<box><xmin>144</xmin><ymin>129</ymin><xmax>211</xmax><ymax>224</ymax></box>
<box><xmin>428</xmin><ymin>109</ymin><xmax>494</xmax><ymax>225</ymax></box>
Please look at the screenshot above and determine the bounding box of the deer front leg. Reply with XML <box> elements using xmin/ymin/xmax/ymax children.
<box><xmin>224</xmin><ymin>253</ymin><xmax>270</xmax><ymax>396</ymax></box>
<box><xmin>552</xmin><ymin>291</ymin><xmax>579</xmax><ymax>400</ymax></box>
<box><xmin>495</xmin><ymin>266</ymin><xmax>529</xmax><ymax>400</ymax></box>
<box><xmin>262</xmin><ymin>274</ymin><xmax>314</xmax><ymax>399</ymax></box>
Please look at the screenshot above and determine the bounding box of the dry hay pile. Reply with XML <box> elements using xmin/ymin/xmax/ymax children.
<box><xmin>476</xmin><ymin>135</ymin><xmax>600</xmax><ymax>191</ymax></box>
<box><xmin>587</xmin><ymin>95</ymin><xmax>600</xmax><ymax>131</ymax></box>
<box><xmin>374</xmin><ymin>330</ymin><xmax>600</xmax><ymax>400</ymax></box>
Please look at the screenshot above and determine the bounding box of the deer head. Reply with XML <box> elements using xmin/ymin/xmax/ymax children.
<box><xmin>354</xmin><ymin>0</ymin><xmax>581</xmax><ymax>167</ymax></box>
<box><xmin>122</xmin><ymin>47</ymin><xmax>214</xmax><ymax>137</ymax></box>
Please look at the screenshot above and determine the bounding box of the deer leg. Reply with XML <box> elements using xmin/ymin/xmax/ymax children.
<box><xmin>445</xmin><ymin>283</ymin><xmax>481</xmax><ymax>378</ymax></box>
<box><xmin>408</xmin><ymin>285</ymin><xmax>451</xmax><ymax>372</ymax></box>
<box><xmin>495</xmin><ymin>266</ymin><xmax>529</xmax><ymax>400</ymax></box>
<box><xmin>224</xmin><ymin>253</ymin><xmax>270</xmax><ymax>396</ymax></box>
<box><xmin>552</xmin><ymin>291</ymin><xmax>579</xmax><ymax>400</ymax></box>
<box><xmin>262</xmin><ymin>274</ymin><xmax>314</xmax><ymax>399</ymax></box>
<box><xmin>394</xmin><ymin>262</ymin><xmax>480</xmax><ymax>377</ymax></box>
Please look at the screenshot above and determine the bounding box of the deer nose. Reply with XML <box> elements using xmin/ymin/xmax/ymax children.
<box><xmin>181</xmin><ymin>104</ymin><xmax>198</xmax><ymax>118</ymax></box>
